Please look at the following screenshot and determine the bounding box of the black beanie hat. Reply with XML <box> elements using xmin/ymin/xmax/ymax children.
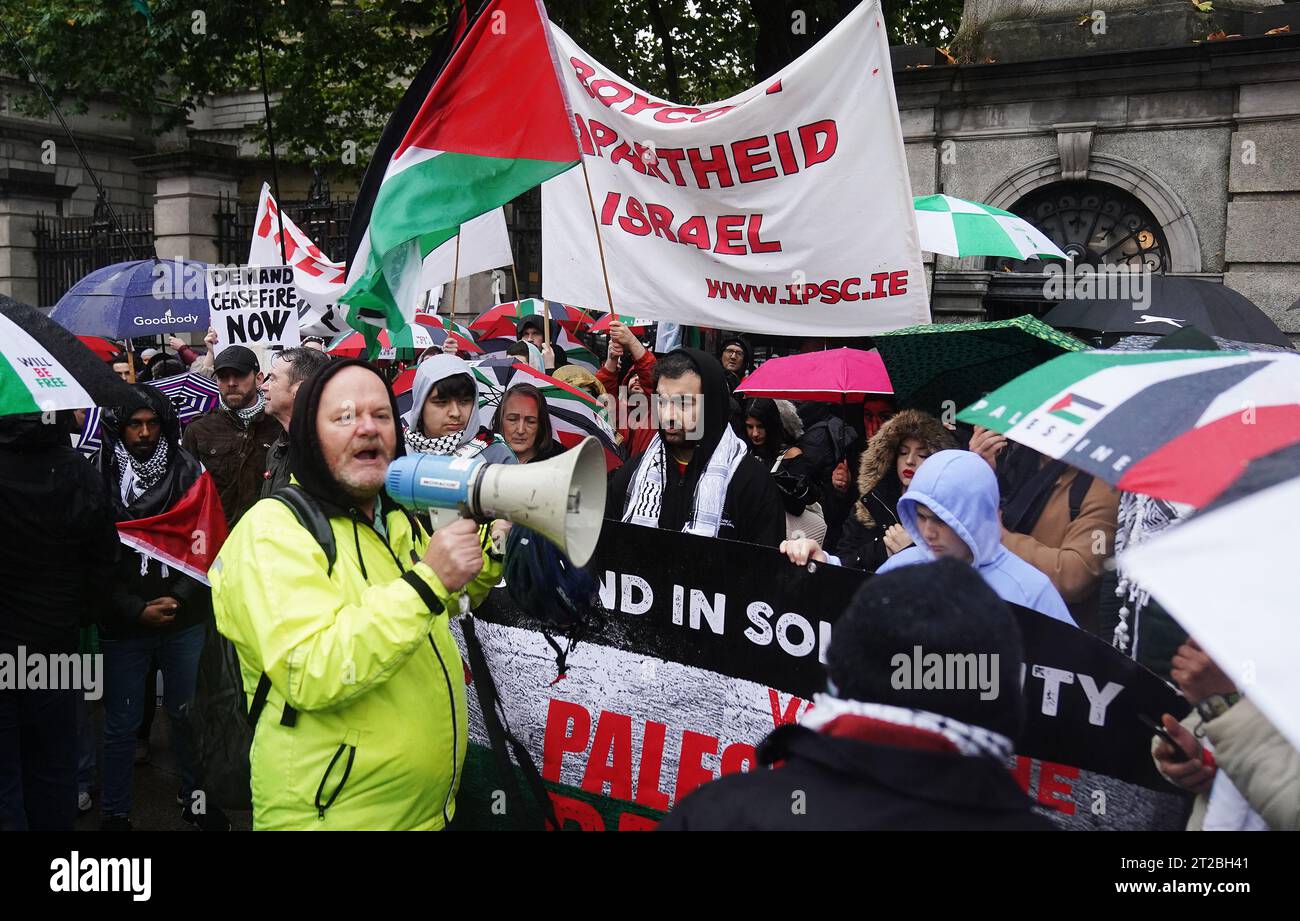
<box><xmin>287</xmin><ymin>357</ymin><xmax>406</xmax><ymax>512</ymax></box>
<box><xmin>826</xmin><ymin>559</ymin><xmax>1026</xmax><ymax>741</ymax></box>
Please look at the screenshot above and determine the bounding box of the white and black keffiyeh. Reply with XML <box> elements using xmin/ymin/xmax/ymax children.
<box><xmin>221</xmin><ymin>393</ymin><xmax>266</xmax><ymax>424</ymax></box>
<box><xmin>1110</xmin><ymin>490</ymin><xmax>1193</xmax><ymax>655</ymax></box>
<box><xmin>404</xmin><ymin>428</ymin><xmax>466</xmax><ymax>456</ymax></box>
<box><xmin>801</xmin><ymin>693</ymin><xmax>1014</xmax><ymax>762</ymax></box>
<box><xmin>621</xmin><ymin>426</ymin><xmax>749</xmax><ymax>537</ymax></box>
<box><xmin>113</xmin><ymin>437</ymin><xmax>169</xmax><ymax>502</ymax></box>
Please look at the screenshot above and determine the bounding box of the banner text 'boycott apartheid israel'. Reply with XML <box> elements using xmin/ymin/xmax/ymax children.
<box><xmin>452</xmin><ymin>523</ymin><xmax>1192</xmax><ymax>831</ymax></box>
<box><xmin>541</xmin><ymin>0</ymin><xmax>930</xmax><ymax>336</ymax></box>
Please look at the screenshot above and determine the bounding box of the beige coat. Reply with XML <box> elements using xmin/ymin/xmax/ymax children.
<box><xmin>1001</xmin><ymin>465</ymin><xmax>1118</xmax><ymax>634</ymax></box>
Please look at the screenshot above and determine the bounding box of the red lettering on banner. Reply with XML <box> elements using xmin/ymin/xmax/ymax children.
<box><xmin>633</xmin><ymin>143</ymin><xmax>669</xmax><ymax>183</ymax></box>
<box><xmin>688</xmin><ymin>145</ymin><xmax>734</xmax><ymax>189</ymax></box>
<box><xmin>713</xmin><ymin>215</ymin><xmax>746</xmax><ymax>255</ymax></box>
<box><xmin>548</xmin><ymin>792</ymin><xmax>603</xmax><ymax>831</ymax></box>
<box><xmin>799</xmin><ymin>120</ymin><xmax>838</xmax><ymax>168</ymax></box>
<box><xmin>674</xmin><ymin>731</ymin><xmax>718</xmax><ymax>802</ymax></box>
<box><xmin>820</xmin><ymin>279</ymin><xmax>841</xmax><ymax>305</ymax></box>
<box><xmin>635</xmin><ymin>721</ymin><xmax>672</xmax><ymax>811</ymax></box>
<box><xmin>733</xmin><ymin>135</ymin><xmax>777</xmax><ymax>184</ymax></box>
<box><xmin>654</xmin><ymin>106</ymin><xmax>701</xmax><ymax>124</ymax></box>
<box><xmin>1038</xmin><ymin>761</ymin><xmax>1079</xmax><ymax>815</ymax></box>
<box><xmin>574</xmin><ymin>114</ymin><xmax>596</xmax><ymax>157</ymax></box>
<box><xmin>889</xmin><ymin>270</ymin><xmax>909</xmax><ymax>297</ymax></box>
<box><xmin>618</xmin><ymin>813</ymin><xmax>660</xmax><ymax>831</ymax></box>
<box><xmin>841</xmin><ymin>277</ymin><xmax>862</xmax><ymax>301</ymax></box>
<box><xmin>646</xmin><ymin>204</ymin><xmax>677</xmax><ymax>243</ymax></box>
<box><xmin>774</xmin><ymin>132</ymin><xmax>800</xmax><ymax>175</ymax></box>
<box><xmin>720</xmin><ymin>742</ymin><xmax>757</xmax><ymax>774</ymax></box>
<box><xmin>677</xmin><ymin>216</ymin><xmax>710</xmax><ymax>251</ymax></box>
<box><xmin>618</xmin><ymin>197</ymin><xmax>652</xmax><ymax>236</ymax></box>
<box><xmin>590</xmin><ymin>79</ymin><xmax>632</xmax><ymax>108</ymax></box>
<box><xmin>1010</xmin><ymin>755</ymin><xmax>1033</xmax><ymax>793</ymax></box>
<box><xmin>609</xmin><ymin>143</ymin><xmax>649</xmax><ymax>175</ymax></box>
<box><xmin>582</xmin><ymin>710</ymin><xmax>634</xmax><ymax>799</ymax></box>
<box><xmin>569</xmin><ymin>57</ymin><xmax>597</xmax><ymax>94</ymax></box>
<box><xmin>869</xmin><ymin>272</ymin><xmax>890</xmax><ymax>299</ymax></box>
<box><xmin>769</xmin><ymin>689</ymin><xmax>803</xmax><ymax>727</ymax></box>
<box><xmin>294</xmin><ymin>258</ymin><xmax>323</xmax><ymax>278</ymax></box>
<box><xmin>542</xmin><ymin>698</ymin><xmax>591</xmax><ymax>782</ymax></box>
<box><xmin>691</xmin><ymin>106</ymin><xmax>735</xmax><ymax>123</ymax></box>
<box><xmin>588</xmin><ymin>119</ymin><xmax>619</xmax><ymax>154</ymax></box>
<box><xmin>599</xmin><ymin>192</ymin><xmax>621</xmax><ymax>226</ymax></box>
<box><xmin>623</xmin><ymin>93</ymin><xmax>670</xmax><ymax>117</ymax></box>
<box><xmin>256</xmin><ymin>201</ymin><xmax>278</xmax><ymax>238</ymax></box>
<box><xmin>656</xmin><ymin>148</ymin><xmax>688</xmax><ymax>186</ymax></box>
<box><xmin>747</xmin><ymin>215</ymin><xmax>782</xmax><ymax>254</ymax></box>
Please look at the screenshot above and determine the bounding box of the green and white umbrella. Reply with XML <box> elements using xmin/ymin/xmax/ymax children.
<box><xmin>2</xmin><ymin>295</ymin><xmax>134</xmax><ymax>416</ymax></box>
<box><xmin>913</xmin><ymin>194</ymin><xmax>1068</xmax><ymax>261</ymax></box>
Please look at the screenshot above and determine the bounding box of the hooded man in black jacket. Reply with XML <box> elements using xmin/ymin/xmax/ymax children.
<box><xmin>660</xmin><ymin>559</ymin><xmax>1054</xmax><ymax>831</ymax></box>
<box><xmin>98</xmin><ymin>384</ymin><xmax>228</xmax><ymax>831</ymax></box>
<box><xmin>0</xmin><ymin>413</ymin><xmax>120</xmax><ymax>831</ymax></box>
<box><xmin>606</xmin><ymin>348</ymin><xmax>784</xmax><ymax>548</ymax></box>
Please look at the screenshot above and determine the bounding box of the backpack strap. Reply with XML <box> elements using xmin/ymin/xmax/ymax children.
<box><xmin>1068</xmin><ymin>472</ymin><xmax>1094</xmax><ymax>522</ymax></box>
<box><xmin>247</xmin><ymin>484</ymin><xmax>338</xmax><ymax>731</ymax></box>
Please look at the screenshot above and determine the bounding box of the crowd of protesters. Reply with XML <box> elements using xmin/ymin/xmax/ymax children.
<box><xmin>1</xmin><ymin>312</ymin><xmax>1295</xmax><ymax>833</ymax></box>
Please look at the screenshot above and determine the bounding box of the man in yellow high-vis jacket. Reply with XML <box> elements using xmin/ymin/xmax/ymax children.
<box><xmin>212</xmin><ymin>359</ymin><xmax>501</xmax><ymax>830</ymax></box>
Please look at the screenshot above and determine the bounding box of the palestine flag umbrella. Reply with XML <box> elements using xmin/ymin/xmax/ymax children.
<box><xmin>1</xmin><ymin>295</ymin><xmax>133</xmax><ymax>416</ymax></box>
<box><xmin>588</xmin><ymin>312</ymin><xmax>654</xmax><ymax>334</ymax></box>
<box><xmin>957</xmin><ymin>349</ymin><xmax>1300</xmax><ymax>507</ymax></box>
<box><xmin>913</xmin><ymin>195</ymin><xmax>1068</xmax><ymax>260</ymax></box>
<box><xmin>412</xmin><ymin>314</ymin><xmax>483</xmax><ymax>353</ymax></box>
<box><xmin>1042</xmin><ymin>276</ymin><xmax>1292</xmax><ymax>348</ymax></box>
<box><xmin>469</xmin><ymin>298</ymin><xmax>595</xmax><ymax>340</ymax></box>
<box><xmin>469</xmin><ymin>358</ymin><xmax>621</xmax><ymax>470</ymax></box>
<box><xmin>873</xmin><ymin>315</ymin><xmax>1086</xmax><ymax>416</ymax></box>
<box><xmin>150</xmin><ymin>371</ymin><xmax>221</xmax><ymax>426</ymax></box>
<box><xmin>328</xmin><ymin>323</ymin><xmax>461</xmax><ymax>360</ymax></box>
<box><xmin>340</xmin><ymin>0</ymin><xmax>580</xmax><ymax>348</ymax></box>
<box><xmin>1121</xmin><ymin>445</ymin><xmax>1300</xmax><ymax>754</ymax></box>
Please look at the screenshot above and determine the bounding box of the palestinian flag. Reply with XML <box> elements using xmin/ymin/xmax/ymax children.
<box><xmin>116</xmin><ymin>471</ymin><xmax>229</xmax><ymax>585</ymax></box>
<box><xmin>341</xmin><ymin>0</ymin><xmax>579</xmax><ymax>348</ymax></box>
<box><xmin>957</xmin><ymin>349</ymin><xmax>1300</xmax><ymax>506</ymax></box>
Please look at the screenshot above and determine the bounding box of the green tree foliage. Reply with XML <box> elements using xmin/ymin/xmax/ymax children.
<box><xmin>0</xmin><ymin>0</ymin><xmax>960</xmax><ymax>172</ymax></box>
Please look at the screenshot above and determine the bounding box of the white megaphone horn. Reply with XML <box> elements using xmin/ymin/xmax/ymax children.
<box><xmin>385</xmin><ymin>436</ymin><xmax>607</xmax><ymax>567</ymax></box>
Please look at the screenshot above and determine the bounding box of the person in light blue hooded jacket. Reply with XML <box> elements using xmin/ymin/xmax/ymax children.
<box><xmin>875</xmin><ymin>450</ymin><xmax>1075</xmax><ymax>625</ymax></box>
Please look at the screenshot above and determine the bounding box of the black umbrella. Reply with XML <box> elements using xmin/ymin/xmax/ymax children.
<box><xmin>0</xmin><ymin>295</ymin><xmax>136</xmax><ymax>410</ymax></box>
<box><xmin>1043</xmin><ymin>276</ymin><xmax>1291</xmax><ymax>348</ymax></box>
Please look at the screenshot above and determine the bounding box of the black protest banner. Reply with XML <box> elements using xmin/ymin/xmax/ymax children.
<box><xmin>452</xmin><ymin>522</ymin><xmax>1191</xmax><ymax>831</ymax></box>
<box><xmin>207</xmin><ymin>264</ymin><xmax>301</xmax><ymax>352</ymax></box>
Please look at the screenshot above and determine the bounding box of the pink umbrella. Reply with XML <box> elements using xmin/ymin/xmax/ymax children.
<box><xmin>737</xmin><ymin>348</ymin><xmax>893</xmax><ymax>403</ymax></box>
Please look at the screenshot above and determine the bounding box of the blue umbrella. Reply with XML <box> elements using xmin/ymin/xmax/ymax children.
<box><xmin>49</xmin><ymin>259</ymin><xmax>211</xmax><ymax>338</ymax></box>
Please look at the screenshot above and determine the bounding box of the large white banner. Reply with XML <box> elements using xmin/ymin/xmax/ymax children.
<box><xmin>249</xmin><ymin>184</ymin><xmax>513</xmax><ymax>336</ymax></box>
<box><xmin>542</xmin><ymin>0</ymin><xmax>929</xmax><ymax>336</ymax></box>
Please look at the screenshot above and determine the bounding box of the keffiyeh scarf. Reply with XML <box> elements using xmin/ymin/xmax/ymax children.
<box><xmin>404</xmin><ymin>428</ymin><xmax>467</xmax><ymax>456</ymax></box>
<box><xmin>621</xmin><ymin>426</ymin><xmax>749</xmax><ymax>537</ymax></box>
<box><xmin>802</xmin><ymin>693</ymin><xmax>1014</xmax><ymax>762</ymax></box>
<box><xmin>221</xmin><ymin>394</ymin><xmax>266</xmax><ymax>424</ymax></box>
<box><xmin>114</xmin><ymin>438</ymin><xmax>169</xmax><ymax>502</ymax></box>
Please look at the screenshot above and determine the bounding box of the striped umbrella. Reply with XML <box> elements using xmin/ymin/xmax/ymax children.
<box><xmin>914</xmin><ymin>194</ymin><xmax>1068</xmax><ymax>261</ymax></box>
<box><xmin>957</xmin><ymin>349</ymin><xmax>1300</xmax><ymax>507</ymax></box>
<box><xmin>470</xmin><ymin>359</ymin><xmax>621</xmax><ymax>470</ymax></box>
<box><xmin>150</xmin><ymin>371</ymin><xmax>221</xmax><ymax>426</ymax></box>
<box><xmin>469</xmin><ymin>298</ymin><xmax>595</xmax><ymax>340</ymax></box>
<box><xmin>411</xmin><ymin>314</ymin><xmax>483</xmax><ymax>353</ymax></box>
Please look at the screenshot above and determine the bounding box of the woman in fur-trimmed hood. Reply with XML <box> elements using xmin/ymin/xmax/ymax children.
<box><xmin>833</xmin><ymin>408</ymin><xmax>956</xmax><ymax>572</ymax></box>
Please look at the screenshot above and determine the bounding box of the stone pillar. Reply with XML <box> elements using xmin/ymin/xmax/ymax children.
<box><xmin>1224</xmin><ymin>82</ymin><xmax>1300</xmax><ymax>344</ymax></box>
<box><xmin>0</xmin><ymin>168</ymin><xmax>75</xmax><ymax>306</ymax></box>
<box><xmin>133</xmin><ymin>140</ymin><xmax>240</xmax><ymax>265</ymax></box>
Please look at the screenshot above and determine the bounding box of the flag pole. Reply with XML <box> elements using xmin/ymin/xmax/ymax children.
<box><xmin>510</xmin><ymin>262</ymin><xmax>521</xmax><ymax>301</ymax></box>
<box><xmin>579</xmin><ymin>159</ymin><xmax>615</xmax><ymax>311</ymax></box>
<box><xmin>449</xmin><ymin>233</ymin><xmax>461</xmax><ymax>321</ymax></box>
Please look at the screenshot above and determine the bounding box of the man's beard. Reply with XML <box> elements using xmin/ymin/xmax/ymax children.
<box><xmin>329</xmin><ymin>441</ymin><xmax>393</xmax><ymax>505</ymax></box>
<box><xmin>223</xmin><ymin>388</ymin><xmax>255</xmax><ymax>409</ymax></box>
<box><xmin>127</xmin><ymin>439</ymin><xmax>160</xmax><ymax>461</ymax></box>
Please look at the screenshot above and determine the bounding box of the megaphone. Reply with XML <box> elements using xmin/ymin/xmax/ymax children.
<box><xmin>385</xmin><ymin>435</ymin><xmax>607</xmax><ymax>567</ymax></box>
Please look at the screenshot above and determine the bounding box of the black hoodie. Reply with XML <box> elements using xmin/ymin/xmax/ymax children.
<box><xmin>0</xmin><ymin>413</ymin><xmax>120</xmax><ymax>654</ymax></box>
<box><xmin>605</xmin><ymin>348</ymin><xmax>784</xmax><ymax>547</ymax></box>
<box><xmin>100</xmin><ymin>385</ymin><xmax>212</xmax><ymax>638</ymax></box>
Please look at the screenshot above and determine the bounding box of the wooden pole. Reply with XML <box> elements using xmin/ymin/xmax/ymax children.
<box><xmin>579</xmin><ymin>158</ymin><xmax>615</xmax><ymax>312</ymax></box>
<box><xmin>510</xmin><ymin>261</ymin><xmax>521</xmax><ymax>301</ymax></box>
<box><xmin>448</xmin><ymin>233</ymin><xmax>461</xmax><ymax>321</ymax></box>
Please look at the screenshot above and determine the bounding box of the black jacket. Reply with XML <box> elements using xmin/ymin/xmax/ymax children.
<box><xmin>659</xmin><ymin>724</ymin><xmax>1055</xmax><ymax>831</ymax></box>
<box><xmin>834</xmin><ymin>484</ymin><xmax>899</xmax><ymax>572</ymax></box>
<box><xmin>260</xmin><ymin>430</ymin><xmax>291</xmax><ymax>499</ymax></box>
<box><xmin>100</xmin><ymin>386</ymin><xmax>213</xmax><ymax>640</ymax></box>
<box><xmin>0</xmin><ymin>415</ymin><xmax>120</xmax><ymax>655</ymax></box>
<box><xmin>182</xmin><ymin>405</ymin><xmax>282</xmax><ymax>527</ymax></box>
<box><xmin>606</xmin><ymin>348</ymin><xmax>785</xmax><ymax>549</ymax></box>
